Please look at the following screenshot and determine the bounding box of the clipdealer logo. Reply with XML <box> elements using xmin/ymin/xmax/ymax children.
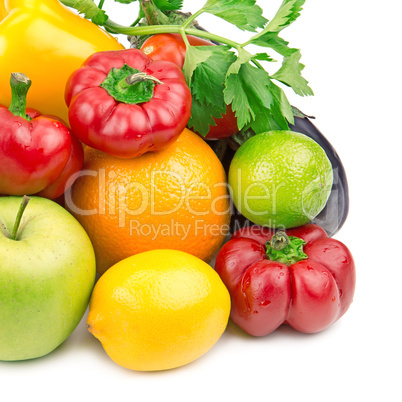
<box><xmin>64</xmin><ymin>165</ymin><xmax>337</xmax><ymax>237</ymax></box>
<box><xmin>65</xmin><ymin>168</ymin><xmax>233</xmax><ymax>227</ymax></box>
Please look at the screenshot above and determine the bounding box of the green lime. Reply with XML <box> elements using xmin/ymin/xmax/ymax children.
<box><xmin>228</xmin><ymin>130</ymin><xmax>333</xmax><ymax>229</ymax></box>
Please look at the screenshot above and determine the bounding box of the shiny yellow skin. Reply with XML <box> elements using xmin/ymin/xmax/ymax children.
<box><xmin>0</xmin><ymin>0</ymin><xmax>124</xmax><ymax>122</ymax></box>
<box><xmin>88</xmin><ymin>249</ymin><xmax>231</xmax><ymax>371</ymax></box>
<box><xmin>0</xmin><ymin>3</ymin><xmax>6</xmax><ymax>20</ymax></box>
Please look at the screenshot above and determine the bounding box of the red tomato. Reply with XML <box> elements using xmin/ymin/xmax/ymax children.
<box><xmin>141</xmin><ymin>33</ymin><xmax>213</xmax><ymax>69</ymax></box>
<box><xmin>141</xmin><ymin>33</ymin><xmax>239</xmax><ymax>140</ymax></box>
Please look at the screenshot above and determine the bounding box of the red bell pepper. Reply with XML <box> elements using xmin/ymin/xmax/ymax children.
<box><xmin>215</xmin><ymin>223</ymin><xmax>356</xmax><ymax>336</ymax></box>
<box><xmin>65</xmin><ymin>48</ymin><xmax>192</xmax><ymax>158</ymax></box>
<box><xmin>0</xmin><ymin>73</ymin><xmax>83</xmax><ymax>198</ymax></box>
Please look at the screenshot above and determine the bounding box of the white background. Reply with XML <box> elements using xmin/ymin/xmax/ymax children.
<box><xmin>1</xmin><ymin>1</ymin><xmax>401</xmax><ymax>401</ymax></box>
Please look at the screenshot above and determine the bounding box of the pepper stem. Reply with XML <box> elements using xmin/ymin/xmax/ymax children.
<box><xmin>101</xmin><ymin>64</ymin><xmax>163</xmax><ymax>105</ymax></box>
<box><xmin>125</xmin><ymin>72</ymin><xmax>164</xmax><ymax>86</ymax></box>
<box><xmin>11</xmin><ymin>196</ymin><xmax>30</xmax><ymax>241</ymax></box>
<box><xmin>266</xmin><ymin>231</ymin><xmax>308</xmax><ymax>266</ymax></box>
<box><xmin>269</xmin><ymin>231</ymin><xmax>290</xmax><ymax>251</ymax></box>
<box><xmin>8</xmin><ymin>73</ymin><xmax>32</xmax><ymax>120</ymax></box>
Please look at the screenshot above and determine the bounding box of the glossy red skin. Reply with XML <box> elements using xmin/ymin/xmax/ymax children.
<box><xmin>215</xmin><ymin>223</ymin><xmax>356</xmax><ymax>336</ymax></box>
<box><xmin>65</xmin><ymin>48</ymin><xmax>192</xmax><ymax>159</ymax></box>
<box><xmin>35</xmin><ymin>134</ymin><xmax>84</xmax><ymax>199</ymax></box>
<box><xmin>141</xmin><ymin>33</ymin><xmax>213</xmax><ymax>69</ymax></box>
<box><xmin>0</xmin><ymin>106</ymin><xmax>72</xmax><ymax>195</ymax></box>
<box><xmin>141</xmin><ymin>34</ymin><xmax>239</xmax><ymax>140</ymax></box>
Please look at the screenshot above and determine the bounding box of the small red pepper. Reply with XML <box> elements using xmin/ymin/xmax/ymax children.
<box><xmin>0</xmin><ymin>73</ymin><xmax>83</xmax><ymax>198</ymax></box>
<box><xmin>215</xmin><ymin>223</ymin><xmax>356</xmax><ymax>336</ymax></box>
<box><xmin>65</xmin><ymin>48</ymin><xmax>192</xmax><ymax>158</ymax></box>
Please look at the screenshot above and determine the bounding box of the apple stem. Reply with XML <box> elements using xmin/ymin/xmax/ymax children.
<box><xmin>11</xmin><ymin>195</ymin><xmax>30</xmax><ymax>240</ymax></box>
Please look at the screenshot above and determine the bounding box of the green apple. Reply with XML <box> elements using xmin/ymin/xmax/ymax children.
<box><xmin>0</xmin><ymin>196</ymin><xmax>96</xmax><ymax>361</ymax></box>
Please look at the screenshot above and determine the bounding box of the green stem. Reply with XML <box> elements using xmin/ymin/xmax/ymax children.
<box><xmin>141</xmin><ymin>0</ymin><xmax>170</xmax><ymax>25</ymax></box>
<box><xmin>179</xmin><ymin>26</ymin><xmax>191</xmax><ymax>48</ymax></box>
<box><xmin>8</xmin><ymin>73</ymin><xmax>31</xmax><ymax>120</ymax></box>
<box><xmin>130</xmin><ymin>15</ymin><xmax>142</xmax><ymax>27</ymax></box>
<box><xmin>104</xmin><ymin>20</ymin><xmax>242</xmax><ymax>49</ymax></box>
<box><xmin>181</xmin><ymin>9</ymin><xmax>204</xmax><ymax>30</ymax></box>
<box><xmin>60</xmin><ymin>0</ymin><xmax>75</xmax><ymax>8</ymax></box>
<box><xmin>11</xmin><ymin>196</ymin><xmax>30</xmax><ymax>241</ymax></box>
<box><xmin>98</xmin><ymin>0</ymin><xmax>105</xmax><ymax>9</ymax></box>
<box><xmin>251</xmin><ymin>59</ymin><xmax>264</xmax><ymax>70</ymax></box>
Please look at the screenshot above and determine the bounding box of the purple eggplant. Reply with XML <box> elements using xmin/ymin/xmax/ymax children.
<box><xmin>289</xmin><ymin>115</ymin><xmax>349</xmax><ymax>237</ymax></box>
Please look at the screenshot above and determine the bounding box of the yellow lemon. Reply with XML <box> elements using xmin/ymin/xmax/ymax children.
<box><xmin>87</xmin><ymin>249</ymin><xmax>231</xmax><ymax>371</ymax></box>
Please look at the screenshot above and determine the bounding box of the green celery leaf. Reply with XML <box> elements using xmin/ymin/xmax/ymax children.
<box><xmin>202</xmin><ymin>0</ymin><xmax>267</xmax><ymax>32</ymax></box>
<box><xmin>271</xmin><ymin>49</ymin><xmax>314</xmax><ymax>96</ymax></box>
<box><xmin>266</xmin><ymin>0</ymin><xmax>306</xmax><ymax>32</ymax></box>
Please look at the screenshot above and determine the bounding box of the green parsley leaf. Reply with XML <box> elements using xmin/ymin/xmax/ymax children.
<box><xmin>154</xmin><ymin>0</ymin><xmax>183</xmax><ymax>10</ymax></box>
<box><xmin>69</xmin><ymin>0</ymin><xmax>108</xmax><ymax>24</ymax></box>
<box><xmin>187</xmin><ymin>98</ymin><xmax>223</xmax><ymax>136</ymax></box>
<box><xmin>202</xmin><ymin>0</ymin><xmax>267</xmax><ymax>32</ymax></box>
<box><xmin>272</xmin><ymin>49</ymin><xmax>313</xmax><ymax>96</ymax></box>
<box><xmin>183</xmin><ymin>45</ymin><xmax>235</xmax><ymax>106</ymax></box>
<box><xmin>183</xmin><ymin>46</ymin><xmax>214</xmax><ymax>86</ymax></box>
<box><xmin>184</xmin><ymin>46</ymin><xmax>236</xmax><ymax>136</ymax></box>
<box><xmin>265</xmin><ymin>0</ymin><xmax>306</xmax><ymax>32</ymax></box>
<box><xmin>249</xmin><ymin>31</ymin><xmax>298</xmax><ymax>57</ymax></box>
<box><xmin>224</xmin><ymin>60</ymin><xmax>273</xmax><ymax>130</ymax></box>
<box><xmin>189</xmin><ymin>46</ymin><xmax>236</xmax><ymax>107</ymax></box>
<box><xmin>224</xmin><ymin>55</ymin><xmax>295</xmax><ymax>133</ymax></box>
<box><xmin>252</xmin><ymin>53</ymin><xmax>275</xmax><ymax>62</ymax></box>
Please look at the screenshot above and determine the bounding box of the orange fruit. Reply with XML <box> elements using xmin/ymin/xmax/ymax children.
<box><xmin>65</xmin><ymin>128</ymin><xmax>231</xmax><ymax>275</ymax></box>
<box><xmin>87</xmin><ymin>249</ymin><xmax>231</xmax><ymax>371</ymax></box>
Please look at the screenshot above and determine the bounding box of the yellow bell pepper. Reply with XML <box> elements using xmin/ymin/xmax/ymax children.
<box><xmin>0</xmin><ymin>3</ymin><xmax>6</xmax><ymax>20</ymax></box>
<box><xmin>0</xmin><ymin>0</ymin><xmax>124</xmax><ymax>122</ymax></box>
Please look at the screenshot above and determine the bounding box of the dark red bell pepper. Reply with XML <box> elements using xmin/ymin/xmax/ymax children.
<box><xmin>65</xmin><ymin>48</ymin><xmax>192</xmax><ymax>158</ymax></box>
<box><xmin>0</xmin><ymin>73</ymin><xmax>83</xmax><ymax>198</ymax></box>
<box><xmin>215</xmin><ymin>223</ymin><xmax>356</xmax><ymax>336</ymax></box>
